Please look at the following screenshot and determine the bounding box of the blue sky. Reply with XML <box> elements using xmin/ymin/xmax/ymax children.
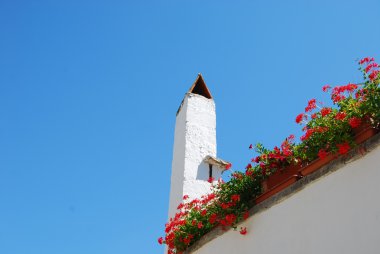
<box><xmin>0</xmin><ymin>1</ymin><xmax>379</xmax><ymax>253</ymax></box>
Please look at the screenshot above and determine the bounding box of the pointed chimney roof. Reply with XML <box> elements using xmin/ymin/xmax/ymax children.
<box><xmin>187</xmin><ymin>74</ymin><xmax>213</xmax><ymax>99</ymax></box>
<box><xmin>176</xmin><ymin>74</ymin><xmax>213</xmax><ymax>115</ymax></box>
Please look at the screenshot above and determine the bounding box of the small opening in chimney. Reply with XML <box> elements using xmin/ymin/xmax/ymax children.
<box><xmin>188</xmin><ymin>74</ymin><xmax>213</xmax><ymax>99</ymax></box>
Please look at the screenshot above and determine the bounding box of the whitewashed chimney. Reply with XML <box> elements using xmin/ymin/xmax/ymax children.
<box><xmin>168</xmin><ymin>74</ymin><xmax>229</xmax><ymax>218</ymax></box>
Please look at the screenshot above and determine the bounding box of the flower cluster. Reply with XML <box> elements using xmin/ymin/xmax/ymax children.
<box><xmin>159</xmin><ymin>172</ymin><xmax>263</xmax><ymax>253</ymax></box>
<box><xmin>159</xmin><ymin>57</ymin><xmax>380</xmax><ymax>253</ymax></box>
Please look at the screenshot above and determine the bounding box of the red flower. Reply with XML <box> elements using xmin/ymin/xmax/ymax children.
<box><xmin>245</xmin><ymin>163</ymin><xmax>252</xmax><ymax>169</ymax></box>
<box><xmin>221</xmin><ymin>202</ymin><xmax>232</xmax><ymax>209</ymax></box>
<box><xmin>321</xmin><ymin>107</ymin><xmax>332</xmax><ymax>117</ymax></box>
<box><xmin>337</xmin><ymin>142</ymin><xmax>350</xmax><ymax>155</ymax></box>
<box><xmin>207</xmin><ymin>177</ymin><xmax>214</xmax><ymax>183</ymax></box>
<box><xmin>295</xmin><ymin>113</ymin><xmax>306</xmax><ymax>124</ymax></box>
<box><xmin>249</xmin><ymin>144</ymin><xmax>253</xmax><ymax>149</ymax></box>
<box><xmin>318</xmin><ymin>149</ymin><xmax>328</xmax><ymax>159</ymax></box>
<box><xmin>209</xmin><ymin>213</ymin><xmax>217</xmax><ymax>224</ymax></box>
<box><xmin>197</xmin><ymin>222</ymin><xmax>203</xmax><ymax>229</ymax></box>
<box><xmin>183</xmin><ymin>236</ymin><xmax>191</xmax><ymax>245</ymax></box>
<box><xmin>158</xmin><ymin>237</ymin><xmax>164</xmax><ymax>245</ymax></box>
<box><xmin>252</xmin><ymin>156</ymin><xmax>260</xmax><ymax>163</ymax></box>
<box><xmin>348</xmin><ymin>117</ymin><xmax>362</xmax><ymax>128</ymax></box>
<box><xmin>311</xmin><ymin>113</ymin><xmax>317</xmax><ymax>119</ymax></box>
<box><xmin>231</xmin><ymin>194</ymin><xmax>240</xmax><ymax>202</ymax></box>
<box><xmin>225</xmin><ymin>214</ymin><xmax>236</xmax><ymax>225</ymax></box>
<box><xmin>335</xmin><ymin>112</ymin><xmax>347</xmax><ymax>120</ymax></box>
<box><xmin>183</xmin><ymin>195</ymin><xmax>189</xmax><ymax>200</ymax></box>
<box><xmin>359</xmin><ymin>57</ymin><xmax>374</xmax><ymax>65</ymax></box>
<box><xmin>245</xmin><ymin>169</ymin><xmax>253</xmax><ymax>177</ymax></box>
<box><xmin>305</xmin><ymin>99</ymin><xmax>317</xmax><ymax>112</ymax></box>
<box><xmin>232</xmin><ymin>172</ymin><xmax>243</xmax><ymax>179</ymax></box>
<box><xmin>300</xmin><ymin>128</ymin><xmax>315</xmax><ymax>141</ymax></box>
<box><xmin>225</xmin><ymin>163</ymin><xmax>232</xmax><ymax>170</ymax></box>
<box><xmin>322</xmin><ymin>85</ymin><xmax>331</xmax><ymax>92</ymax></box>
<box><xmin>201</xmin><ymin>210</ymin><xmax>207</xmax><ymax>216</ymax></box>
<box><xmin>243</xmin><ymin>211</ymin><xmax>249</xmax><ymax>220</ymax></box>
<box><xmin>369</xmin><ymin>70</ymin><xmax>379</xmax><ymax>81</ymax></box>
<box><xmin>365</xmin><ymin>63</ymin><xmax>379</xmax><ymax>73</ymax></box>
<box><xmin>332</xmin><ymin>94</ymin><xmax>346</xmax><ymax>103</ymax></box>
<box><xmin>239</xmin><ymin>227</ymin><xmax>247</xmax><ymax>235</ymax></box>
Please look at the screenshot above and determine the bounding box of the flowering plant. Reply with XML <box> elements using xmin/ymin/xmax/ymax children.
<box><xmin>159</xmin><ymin>57</ymin><xmax>380</xmax><ymax>253</ymax></box>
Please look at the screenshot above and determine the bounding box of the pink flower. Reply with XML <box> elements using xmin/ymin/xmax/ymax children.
<box><xmin>249</xmin><ymin>144</ymin><xmax>253</xmax><ymax>149</ymax></box>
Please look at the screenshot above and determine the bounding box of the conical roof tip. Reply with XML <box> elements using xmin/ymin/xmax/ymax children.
<box><xmin>187</xmin><ymin>74</ymin><xmax>213</xmax><ymax>99</ymax></box>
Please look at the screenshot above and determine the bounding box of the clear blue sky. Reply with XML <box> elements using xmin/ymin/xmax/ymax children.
<box><xmin>0</xmin><ymin>1</ymin><xmax>379</xmax><ymax>253</ymax></box>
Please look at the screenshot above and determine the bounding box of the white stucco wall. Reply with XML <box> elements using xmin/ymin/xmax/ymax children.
<box><xmin>168</xmin><ymin>93</ymin><xmax>220</xmax><ymax>218</ymax></box>
<box><xmin>191</xmin><ymin>144</ymin><xmax>380</xmax><ymax>254</ymax></box>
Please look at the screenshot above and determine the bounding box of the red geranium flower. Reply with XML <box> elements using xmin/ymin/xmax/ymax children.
<box><xmin>197</xmin><ymin>222</ymin><xmax>203</xmax><ymax>229</ymax></box>
<box><xmin>239</xmin><ymin>227</ymin><xmax>247</xmax><ymax>235</ymax></box>
<box><xmin>318</xmin><ymin>149</ymin><xmax>328</xmax><ymax>159</ymax></box>
<box><xmin>369</xmin><ymin>70</ymin><xmax>379</xmax><ymax>81</ymax></box>
<box><xmin>209</xmin><ymin>213</ymin><xmax>217</xmax><ymax>224</ymax></box>
<box><xmin>249</xmin><ymin>144</ymin><xmax>253</xmax><ymax>149</ymax></box>
<box><xmin>335</xmin><ymin>112</ymin><xmax>347</xmax><ymax>120</ymax></box>
<box><xmin>225</xmin><ymin>163</ymin><xmax>232</xmax><ymax>170</ymax></box>
<box><xmin>295</xmin><ymin>113</ymin><xmax>306</xmax><ymax>124</ymax></box>
<box><xmin>321</xmin><ymin>107</ymin><xmax>332</xmax><ymax>117</ymax></box>
<box><xmin>231</xmin><ymin>194</ymin><xmax>240</xmax><ymax>203</ymax></box>
<box><xmin>348</xmin><ymin>117</ymin><xmax>362</xmax><ymax>128</ymax></box>
<box><xmin>225</xmin><ymin>214</ymin><xmax>236</xmax><ymax>225</ymax></box>
<box><xmin>322</xmin><ymin>85</ymin><xmax>331</xmax><ymax>92</ymax></box>
<box><xmin>158</xmin><ymin>237</ymin><xmax>164</xmax><ymax>244</ymax></box>
<box><xmin>305</xmin><ymin>99</ymin><xmax>317</xmax><ymax>112</ymax></box>
<box><xmin>337</xmin><ymin>142</ymin><xmax>350</xmax><ymax>155</ymax></box>
<box><xmin>243</xmin><ymin>211</ymin><xmax>249</xmax><ymax>220</ymax></box>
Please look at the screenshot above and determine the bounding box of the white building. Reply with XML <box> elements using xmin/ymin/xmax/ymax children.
<box><xmin>167</xmin><ymin>76</ymin><xmax>380</xmax><ymax>254</ymax></box>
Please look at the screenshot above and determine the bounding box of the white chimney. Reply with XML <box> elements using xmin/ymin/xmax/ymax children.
<box><xmin>168</xmin><ymin>74</ymin><xmax>228</xmax><ymax>218</ymax></box>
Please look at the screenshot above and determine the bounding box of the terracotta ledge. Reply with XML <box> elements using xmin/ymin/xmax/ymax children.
<box><xmin>184</xmin><ymin>132</ymin><xmax>380</xmax><ymax>254</ymax></box>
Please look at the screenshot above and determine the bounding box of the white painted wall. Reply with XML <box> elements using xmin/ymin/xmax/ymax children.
<box><xmin>168</xmin><ymin>93</ymin><xmax>221</xmax><ymax>218</ymax></box>
<box><xmin>192</xmin><ymin>145</ymin><xmax>380</xmax><ymax>254</ymax></box>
